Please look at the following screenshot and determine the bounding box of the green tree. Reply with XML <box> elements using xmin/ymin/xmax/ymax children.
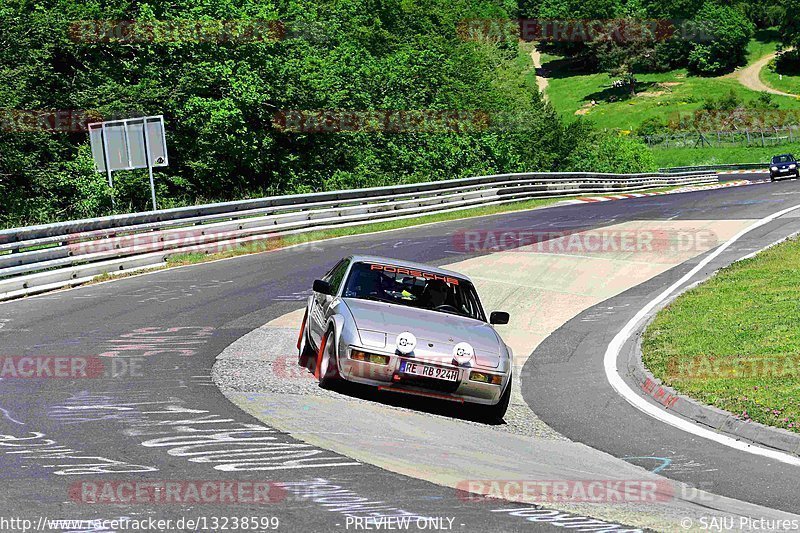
<box><xmin>0</xmin><ymin>0</ymin><xmax>655</xmax><ymax>227</ymax></box>
<box><xmin>687</xmin><ymin>2</ymin><xmax>754</xmax><ymax>75</ymax></box>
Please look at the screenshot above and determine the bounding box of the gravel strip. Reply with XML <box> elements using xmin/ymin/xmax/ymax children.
<box><xmin>212</xmin><ymin>324</ymin><xmax>566</xmax><ymax>440</ymax></box>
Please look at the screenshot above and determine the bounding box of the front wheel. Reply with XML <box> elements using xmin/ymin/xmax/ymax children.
<box><xmin>317</xmin><ymin>326</ymin><xmax>341</xmax><ymax>389</ymax></box>
<box><xmin>473</xmin><ymin>375</ymin><xmax>512</xmax><ymax>423</ymax></box>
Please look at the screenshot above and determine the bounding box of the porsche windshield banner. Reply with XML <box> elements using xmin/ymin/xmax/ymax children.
<box><xmin>367</xmin><ymin>263</ymin><xmax>460</xmax><ymax>285</ymax></box>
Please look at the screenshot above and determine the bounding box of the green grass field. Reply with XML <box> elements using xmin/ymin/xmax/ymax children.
<box><xmin>761</xmin><ymin>55</ymin><xmax>800</xmax><ymax>96</ymax></box>
<box><xmin>642</xmin><ymin>237</ymin><xmax>800</xmax><ymax>433</ymax></box>
<box><xmin>746</xmin><ymin>28</ymin><xmax>780</xmax><ymax>63</ymax></box>
<box><xmin>541</xmin><ymin>32</ymin><xmax>800</xmax><ymax>132</ymax></box>
<box><xmin>761</xmin><ymin>66</ymin><xmax>800</xmax><ymax>95</ymax></box>
<box><xmin>544</xmin><ymin>65</ymin><xmax>800</xmax><ymax>132</ymax></box>
<box><xmin>650</xmin><ymin>143</ymin><xmax>800</xmax><ymax>167</ymax></box>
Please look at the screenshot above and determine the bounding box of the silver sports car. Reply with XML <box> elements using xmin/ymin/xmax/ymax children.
<box><xmin>297</xmin><ymin>255</ymin><xmax>513</xmax><ymax>422</ymax></box>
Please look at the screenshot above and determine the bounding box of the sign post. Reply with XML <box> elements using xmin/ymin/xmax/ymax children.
<box><xmin>88</xmin><ymin>116</ymin><xmax>168</xmax><ymax>211</ymax></box>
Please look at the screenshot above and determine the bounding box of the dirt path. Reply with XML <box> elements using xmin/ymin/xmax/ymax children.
<box><xmin>530</xmin><ymin>47</ymin><xmax>548</xmax><ymax>98</ymax></box>
<box><xmin>736</xmin><ymin>51</ymin><xmax>797</xmax><ymax>97</ymax></box>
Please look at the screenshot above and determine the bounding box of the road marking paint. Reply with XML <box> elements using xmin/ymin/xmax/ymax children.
<box><xmin>0</xmin><ymin>407</ymin><xmax>25</xmax><ymax>425</ymax></box>
<box><xmin>604</xmin><ymin>202</ymin><xmax>800</xmax><ymax>466</ymax></box>
<box><xmin>621</xmin><ymin>456</ymin><xmax>672</xmax><ymax>474</ymax></box>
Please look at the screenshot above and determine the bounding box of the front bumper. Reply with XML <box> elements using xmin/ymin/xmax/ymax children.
<box><xmin>771</xmin><ymin>168</ymin><xmax>797</xmax><ymax>177</ymax></box>
<box><xmin>339</xmin><ymin>345</ymin><xmax>509</xmax><ymax>405</ymax></box>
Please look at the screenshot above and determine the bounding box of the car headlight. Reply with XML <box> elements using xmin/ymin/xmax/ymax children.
<box><xmin>395</xmin><ymin>332</ymin><xmax>416</xmax><ymax>354</ymax></box>
<box><xmin>350</xmin><ymin>349</ymin><xmax>391</xmax><ymax>365</ymax></box>
<box><xmin>790</xmin><ymin>164</ymin><xmax>796</xmax><ymax>169</ymax></box>
<box><xmin>469</xmin><ymin>371</ymin><xmax>503</xmax><ymax>385</ymax></box>
<box><xmin>452</xmin><ymin>342</ymin><xmax>474</xmax><ymax>365</ymax></box>
<box><xmin>771</xmin><ymin>166</ymin><xmax>779</xmax><ymax>171</ymax></box>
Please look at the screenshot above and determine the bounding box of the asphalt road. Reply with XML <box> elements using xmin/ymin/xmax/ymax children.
<box><xmin>523</xmin><ymin>180</ymin><xmax>800</xmax><ymax>514</ymax></box>
<box><xmin>1</xmin><ymin>174</ymin><xmax>796</xmax><ymax>531</ymax></box>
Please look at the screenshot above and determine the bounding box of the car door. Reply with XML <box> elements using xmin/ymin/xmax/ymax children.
<box><xmin>309</xmin><ymin>258</ymin><xmax>350</xmax><ymax>347</ymax></box>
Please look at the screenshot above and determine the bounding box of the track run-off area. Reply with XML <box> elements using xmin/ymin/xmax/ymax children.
<box><xmin>1</xmin><ymin>171</ymin><xmax>799</xmax><ymax>532</ymax></box>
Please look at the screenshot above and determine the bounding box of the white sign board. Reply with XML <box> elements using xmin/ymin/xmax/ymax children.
<box><xmin>88</xmin><ymin>115</ymin><xmax>168</xmax><ymax>210</ymax></box>
<box><xmin>89</xmin><ymin>116</ymin><xmax>168</xmax><ymax>172</ymax></box>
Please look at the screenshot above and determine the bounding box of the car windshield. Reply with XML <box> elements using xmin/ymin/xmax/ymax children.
<box><xmin>773</xmin><ymin>155</ymin><xmax>794</xmax><ymax>163</ymax></box>
<box><xmin>342</xmin><ymin>262</ymin><xmax>486</xmax><ymax>321</ymax></box>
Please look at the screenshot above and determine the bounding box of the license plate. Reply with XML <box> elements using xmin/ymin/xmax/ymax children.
<box><xmin>399</xmin><ymin>360</ymin><xmax>459</xmax><ymax>381</ymax></box>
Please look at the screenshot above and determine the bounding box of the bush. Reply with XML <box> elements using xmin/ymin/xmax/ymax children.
<box><xmin>563</xmin><ymin>130</ymin><xmax>657</xmax><ymax>173</ymax></box>
<box><xmin>687</xmin><ymin>3</ymin><xmax>754</xmax><ymax>75</ymax></box>
<box><xmin>636</xmin><ymin>116</ymin><xmax>668</xmax><ymax>136</ymax></box>
<box><xmin>701</xmin><ymin>89</ymin><xmax>742</xmax><ymax>111</ymax></box>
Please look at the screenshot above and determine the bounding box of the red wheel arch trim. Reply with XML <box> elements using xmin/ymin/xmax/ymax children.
<box><xmin>315</xmin><ymin>330</ymin><xmax>329</xmax><ymax>381</ymax></box>
<box><xmin>297</xmin><ymin>308</ymin><xmax>308</xmax><ymax>350</ymax></box>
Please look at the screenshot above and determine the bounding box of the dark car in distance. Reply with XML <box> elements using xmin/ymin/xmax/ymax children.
<box><xmin>769</xmin><ymin>154</ymin><xmax>799</xmax><ymax>181</ymax></box>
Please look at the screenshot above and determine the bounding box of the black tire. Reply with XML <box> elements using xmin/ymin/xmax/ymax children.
<box><xmin>473</xmin><ymin>374</ymin><xmax>512</xmax><ymax>423</ymax></box>
<box><xmin>318</xmin><ymin>326</ymin><xmax>341</xmax><ymax>389</ymax></box>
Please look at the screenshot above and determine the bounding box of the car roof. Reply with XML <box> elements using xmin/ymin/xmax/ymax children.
<box><xmin>348</xmin><ymin>255</ymin><xmax>472</xmax><ymax>282</ymax></box>
<box><xmin>773</xmin><ymin>154</ymin><xmax>794</xmax><ymax>159</ymax></box>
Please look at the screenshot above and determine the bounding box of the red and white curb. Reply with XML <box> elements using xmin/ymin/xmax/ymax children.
<box><xmin>718</xmin><ymin>169</ymin><xmax>767</xmax><ymax>175</ymax></box>
<box><xmin>563</xmin><ymin>179</ymin><xmax>767</xmax><ymax>204</ymax></box>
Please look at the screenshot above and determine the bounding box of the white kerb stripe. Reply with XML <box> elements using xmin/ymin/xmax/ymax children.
<box><xmin>604</xmin><ymin>202</ymin><xmax>800</xmax><ymax>466</ymax></box>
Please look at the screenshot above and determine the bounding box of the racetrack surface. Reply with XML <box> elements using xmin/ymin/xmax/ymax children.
<box><xmin>524</xmin><ymin>207</ymin><xmax>800</xmax><ymax>513</ymax></box>
<box><xmin>2</xmin><ymin>173</ymin><xmax>798</xmax><ymax>531</ymax></box>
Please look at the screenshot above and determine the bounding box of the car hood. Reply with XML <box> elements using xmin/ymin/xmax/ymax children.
<box><xmin>342</xmin><ymin>297</ymin><xmax>503</xmax><ymax>367</ymax></box>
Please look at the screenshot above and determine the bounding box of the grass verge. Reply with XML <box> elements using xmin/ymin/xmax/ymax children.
<box><xmin>642</xmin><ymin>236</ymin><xmax>800</xmax><ymax>433</ymax></box>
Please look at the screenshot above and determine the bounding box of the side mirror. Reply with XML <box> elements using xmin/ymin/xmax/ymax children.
<box><xmin>313</xmin><ymin>279</ymin><xmax>333</xmax><ymax>295</ymax></box>
<box><xmin>490</xmin><ymin>311</ymin><xmax>509</xmax><ymax>325</ymax></box>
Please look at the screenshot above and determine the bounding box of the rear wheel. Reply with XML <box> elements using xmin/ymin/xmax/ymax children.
<box><xmin>317</xmin><ymin>326</ymin><xmax>340</xmax><ymax>389</ymax></box>
<box><xmin>473</xmin><ymin>374</ymin><xmax>512</xmax><ymax>423</ymax></box>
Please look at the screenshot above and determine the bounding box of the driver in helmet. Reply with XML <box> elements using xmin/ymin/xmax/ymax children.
<box><xmin>421</xmin><ymin>279</ymin><xmax>449</xmax><ymax>309</ymax></box>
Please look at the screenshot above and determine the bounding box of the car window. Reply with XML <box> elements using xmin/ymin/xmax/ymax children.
<box><xmin>773</xmin><ymin>155</ymin><xmax>794</xmax><ymax>163</ymax></box>
<box><xmin>324</xmin><ymin>259</ymin><xmax>350</xmax><ymax>294</ymax></box>
<box><xmin>342</xmin><ymin>262</ymin><xmax>486</xmax><ymax>321</ymax></box>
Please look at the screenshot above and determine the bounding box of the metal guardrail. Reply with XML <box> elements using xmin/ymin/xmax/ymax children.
<box><xmin>659</xmin><ymin>163</ymin><xmax>766</xmax><ymax>173</ymax></box>
<box><xmin>0</xmin><ymin>171</ymin><xmax>718</xmax><ymax>301</ymax></box>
